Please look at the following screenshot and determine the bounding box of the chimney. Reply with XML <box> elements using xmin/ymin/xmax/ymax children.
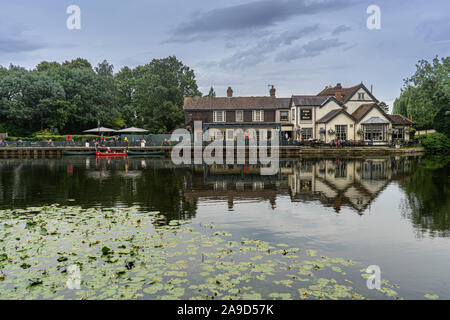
<box><xmin>335</xmin><ymin>91</ymin><xmax>342</xmax><ymax>102</ymax></box>
<box><xmin>270</xmin><ymin>85</ymin><xmax>276</xmax><ymax>98</ymax></box>
<box><xmin>336</xmin><ymin>83</ymin><xmax>342</xmax><ymax>89</ymax></box>
<box><xmin>227</xmin><ymin>87</ymin><xmax>233</xmax><ymax>97</ymax></box>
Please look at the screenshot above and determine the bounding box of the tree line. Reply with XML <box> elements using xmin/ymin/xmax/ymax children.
<box><xmin>393</xmin><ymin>56</ymin><xmax>449</xmax><ymax>134</ymax></box>
<box><xmin>0</xmin><ymin>56</ymin><xmax>203</xmax><ymax>136</ymax></box>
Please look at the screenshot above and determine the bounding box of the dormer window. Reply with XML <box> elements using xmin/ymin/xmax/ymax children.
<box><xmin>358</xmin><ymin>93</ymin><xmax>365</xmax><ymax>100</ymax></box>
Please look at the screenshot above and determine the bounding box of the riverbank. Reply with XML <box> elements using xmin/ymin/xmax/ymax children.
<box><xmin>0</xmin><ymin>146</ymin><xmax>424</xmax><ymax>158</ymax></box>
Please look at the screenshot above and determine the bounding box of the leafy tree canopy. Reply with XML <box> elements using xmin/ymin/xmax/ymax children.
<box><xmin>393</xmin><ymin>56</ymin><xmax>450</xmax><ymax>130</ymax></box>
<box><xmin>0</xmin><ymin>56</ymin><xmax>202</xmax><ymax>135</ymax></box>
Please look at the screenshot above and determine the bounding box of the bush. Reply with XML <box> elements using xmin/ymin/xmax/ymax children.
<box><xmin>420</xmin><ymin>132</ymin><xmax>450</xmax><ymax>154</ymax></box>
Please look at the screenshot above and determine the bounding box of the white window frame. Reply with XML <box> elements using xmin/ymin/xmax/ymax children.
<box><xmin>358</xmin><ymin>92</ymin><xmax>365</xmax><ymax>100</ymax></box>
<box><xmin>280</xmin><ymin>111</ymin><xmax>289</xmax><ymax>121</ymax></box>
<box><xmin>335</xmin><ymin>125</ymin><xmax>348</xmax><ymax>141</ymax></box>
<box><xmin>301</xmin><ymin>128</ymin><xmax>313</xmax><ymax>140</ymax></box>
<box><xmin>226</xmin><ymin>129</ymin><xmax>234</xmax><ymax>141</ymax></box>
<box><xmin>252</xmin><ymin>110</ymin><xmax>264</xmax><ymax>122</ymax></box>
<box><xmin>213</xmin><ymin>110</ymin><xmax>226</xmax><ymax>123</ymax></box>
<box><xmin>235</xmin><ymin>110</ymin><xmax>244</xmax><ymax>122</ymax></box>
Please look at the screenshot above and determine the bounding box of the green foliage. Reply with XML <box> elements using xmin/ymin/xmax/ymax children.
<box><xmin>433</xmin><ymin>105</ymin><xmax>450</xmax><ymax>137</ymax></box>
<box><xmin>205</xmin><ymin>86</ymin><xmax>216</xmax><ymax>97</ymax></box>
<box><xmin>0</xmin><ymin>56</ymin><xmax>201</xmax><ymax>136</ymax></box>
<box><xmin>393</xmin><ymin>56</ymin><xmax>450</xmax><ymax>129</ymax></box>
<box><xmin>419</xmin><ymin>132</ymin><xmax>450</xmax><ymax>154</ymax></box>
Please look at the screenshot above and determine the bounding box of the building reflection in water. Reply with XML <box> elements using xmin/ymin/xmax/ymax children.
<box><xmin>184</xmin><ymin>157</ymin><xmax>416</xmax><ymax>215</ymax></box>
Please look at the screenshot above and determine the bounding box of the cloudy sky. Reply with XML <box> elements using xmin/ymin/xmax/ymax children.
<box><xmin>0</xmin><ymin>0</ymin><xmax>449</xmax><ymax>110</ymax></box>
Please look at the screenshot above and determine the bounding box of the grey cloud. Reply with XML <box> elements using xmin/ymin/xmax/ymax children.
<box><xmin>276</xmin><ymin>37</ymin><xmax>345</xmax><ymax>61</ymax></box>
<box><xmin>169</xmin><ymin>0</ymin><xmax>356</xmax><ymax>42</ymax></box>
<box><xmin>216</xmin><ymin>25</ymin><xmax>320</xmax><ymax>69</ymax></box>
<box><xmin>418</xmin><ymin>18</ymin><xmax>450</xmax><ymax>43</ymax></box>
<box><xmin>0</xmin><ymin>25</ymin><xmax>44</xmax><ymax>54</ymax></box>
<box><xmin>332</xmin><ymin>24</ymin><xmax>351</xmax><ymax>36</ymax></box>
<box><xmin>0</xmin><ymin>37</ymin><xmax>43</xmax><ymax>53</ymax></box>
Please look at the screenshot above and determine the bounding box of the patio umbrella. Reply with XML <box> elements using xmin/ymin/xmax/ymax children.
<box><xmin>83</xmin><ymin>127</ymin><xmax>117</xmax><ymax>133</ymax></box>
<box><xmin>117</xmin><ymin>127</ymin><xmax>149</xmax><ymax>133</ymax></box>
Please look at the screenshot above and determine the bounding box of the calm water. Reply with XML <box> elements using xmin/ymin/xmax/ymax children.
<box><xmin>0</xmin><ymin>155</ymin><xmax>449</xmax><ymax>299</ymax></box>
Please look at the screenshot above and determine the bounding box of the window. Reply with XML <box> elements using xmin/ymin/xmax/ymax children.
<box><xmin>335</xmin><ymin>125</ymin><xmax>348</xmax><ymax>140</ymax></box>
<box><xmin>280</xmin><ymin>111</ymin><xmax>289</xmax><ymax>121</ymax></box>
<box><xmin>301</xmin><ymin>128</ymin><xmax>313</xmax><ymax>140</ymax></box>
<box><xmin>213</xmin><ymin>111</ymin><xmax>226</xmax><ymax>122</ymax></box>
<box><xmin>236</xmin><ymin>110</ymin><xmax>243</xmax><ymax>122</ymax></box>
<box><xmin>252</xmin><ymin>110</ymin><xmax>264</xmax><ymax>122</ymax></box>
<box><xmin>363</xmin><ymin>124</ymin><xmax>385</xmax><ymax>141</ymax></box>
<box><xmin>292</xmin><ymin>108</ymin><xmax>296</xmax><ymax>121</ymax></box>
<box><xmin>358</xmin><ymin>92</ymin><xmax>365</xmax><ymax>100</ymax></box>
<box><xmin>227</xmin><ymin>130</ymin><xmax>234</xmax><ymax>140</ymax></box>
<box><xmin>392</xmin><ymin>128</ymin><xmax>404</xmax><ymax>140</ymax></box>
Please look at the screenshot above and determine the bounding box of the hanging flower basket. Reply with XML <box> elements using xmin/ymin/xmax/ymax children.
<box><xmin>328</xmin><ymin>129</ymin><xmax>335</xmax><ymax>135</ymax></box>
<box><xmin>319</xmin><ymin>128</ymin><xmax>326</xmax><ymax>134</ymax></box>
<box><xmin>357</xmin><ymin>129</ymin><xmax>362</xmax><ymax>135</ymax></box>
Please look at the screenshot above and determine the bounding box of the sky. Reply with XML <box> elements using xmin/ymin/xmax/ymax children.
<box><xmin>0</xmin><ymin>0</ymin><xmax>449</xmax><ymax>111</ymax></box>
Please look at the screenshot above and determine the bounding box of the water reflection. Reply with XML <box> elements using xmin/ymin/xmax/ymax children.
<box><xmin>186</xmin><ymin>157</ymin><xmax>417</xmax><ymax>214</ymax></box>
<box><xmin>0</xmin><ymin>156</ymin><xmax>448</xmax><ymax>237</ymax></box>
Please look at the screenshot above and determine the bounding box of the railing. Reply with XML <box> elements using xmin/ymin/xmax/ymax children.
<box><xmin>0</xmin><ymin>141</ymin><xmax>173</xmax><ymax>148</ymax></box>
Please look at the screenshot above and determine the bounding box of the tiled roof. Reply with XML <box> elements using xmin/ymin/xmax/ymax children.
<box><xmin>317</xmin><ymin>109</ymin><xmax>354</xmax><ymax>123</ymax></box>
<box><xmin>276</xmin><ymin>98</ymin><xmax>291</xmax><ymax>109</ymax></box>
<box><xmin>387</xmin><ymin>114</ymin><xmax>415</xmax><ymax>125</ymax></box>
<box><xmin>351</xmin><ymin>103</ymin><xmax>377</xmax><ymax>121</ymax></box>
<box><xmin>292</xmin><ymin>95</ymin><xmax>330</xmax><ymax>106</ymax></box>
<box><xmin>317</xmin><ymin>84</ymin><xmax>361</xmax><ymax>102</ymax></box>
<box><xmin>184</xmin><ymin>97</ymin><xmax>278</xmax><ymax>110</ymax></box>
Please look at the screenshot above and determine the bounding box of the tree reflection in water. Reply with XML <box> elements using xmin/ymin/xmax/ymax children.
<box><xmin>0</xmin><ymin>155</ymin><xmax>448</xmax><ymax>237</ymax></box>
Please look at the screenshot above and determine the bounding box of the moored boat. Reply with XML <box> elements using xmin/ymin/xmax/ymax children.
<box><xmin>95</xmin><ymin>152</ymin><xmax>127</xmax><ymax>157</ymax></box>
<box><xmin>62</xmin><ymin>151</ymin><xmax>96</xmax><ymax>156</ymax></box>
<box><xmin>126</xmin><ymin>150</ymin><xmax>165</xmax><ymax>156</ymax></box>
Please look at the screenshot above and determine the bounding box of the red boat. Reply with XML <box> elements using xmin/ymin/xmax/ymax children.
<box><xmin>95</xmin><ymin>152</ymin><xmax>127</xmax><ymax>157</ymax></box>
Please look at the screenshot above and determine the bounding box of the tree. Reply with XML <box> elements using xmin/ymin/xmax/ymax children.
<box><xmin>205</xmin><ymin>86</ymin><xmax>216</xmax><ymax>97</ymax></box>
<box><xmin>0</xmin><ymin>66</ymin><xmax>66</xmax><ymax>134</ymax></box>
<box><xmin>115</xmin><ymin>56</ymin><xmax>202</xmax><ymax>133</ymax></box>
<box><xmin>0</xmin><ymin>56</ymin><xmax>202</xmax><ymax>135</ymax></box>
<box><xmin>434</xmin><ymin>105</ymin><xmax>450</xmax><ymax>137</ymax></box>
<box><xmin>393</xmin><ymin>56</ymin><xmax>450</xmax><ymax>129</ymax></box>
<box><xmin>62</xmin><ymin>58</ymin><xmax>93</xmax><ymax>70</ymax></box>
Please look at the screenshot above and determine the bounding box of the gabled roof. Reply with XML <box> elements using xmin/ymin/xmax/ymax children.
<box><xmin>292</xmin><ymin>95</ymin><xmax>330</xmax><ymax>106</ymax></box>
<box><xmin>352</xmin><ymin>102</ymin><xmax>394</xmax><ymax>124</ymax></box>
<box><xmin>317</xmin><ymin>109</ymin><xmax>355</xmax><ymax>123</ymax></box>
<box><xmin>317</xmin><ymin>83</ymin><xmax>379</xmax><ymax>103</ymax></box>
<box><xmin>351</xmin><ymin>103</ymin><xmax>377</xmax><ymax>121</ymax></box>
<box><xmin>387</xmin><ymin>114</ymin><xmax>415</xmax><ymax>125</ymax></box>
<box><xmin>317</xmin><ymin>84</ymin><xmax>360</xmax><ymax>100</ymax></box>
<box><xmin>276</xmin><ymin>98</ymin><xmax>291</xmax><ymax>109</ymax></box>
<box><xmin>184</xmin><ymin>97</ymin><xmax>278</xmax><ymax>110</ymax></box>
<box><xmin>361</xmin><ymin>117</ymin><xmax>390</xmax><ymax>124</ymax></box>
